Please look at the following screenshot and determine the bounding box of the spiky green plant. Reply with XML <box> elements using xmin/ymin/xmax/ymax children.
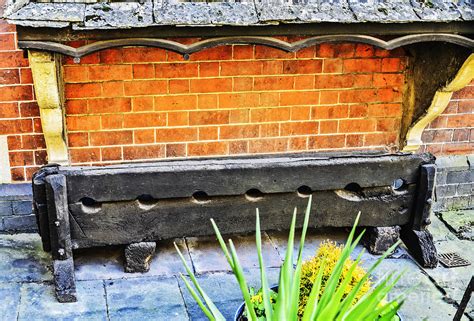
<box><xmin>175</xmin><ymin>196</ymin><xmax>404</xmax><ymax>321</ymax></box>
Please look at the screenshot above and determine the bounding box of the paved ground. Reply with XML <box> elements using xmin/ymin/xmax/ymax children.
<box><xmin>0</xmin><ymin>211</ymin><xmax>472</xmax><ymax>321</ymax></box>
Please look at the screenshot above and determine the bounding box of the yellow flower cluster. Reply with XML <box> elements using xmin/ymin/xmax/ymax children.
<box><xmin>298</xmin><ymin>241</ymin><xmax>371</xmax><ymax>318</ymax></box>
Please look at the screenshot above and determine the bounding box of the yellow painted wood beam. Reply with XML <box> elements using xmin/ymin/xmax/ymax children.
<box><xmin>403</xmin><ymin>54</ymin><xmax>474</xmax><ymax>152</ymax></box>
<box><xmin>28</xmin><ymin>50</ymin><xmax>69</xmax><ymax>165</ymax></box>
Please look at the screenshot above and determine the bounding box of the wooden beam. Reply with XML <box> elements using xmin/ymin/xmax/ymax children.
<box><xmin>28</xmin><ymin>50</ymin><xmax>69</xmax><ymax>165</ymax></box>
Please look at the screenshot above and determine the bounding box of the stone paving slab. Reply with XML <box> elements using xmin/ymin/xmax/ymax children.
<box><xmin>0</xmin><ymin>282</ymin><xmax>21</xmax><ymax>321</ymax></box>
<box><xmin>18</xmin><ymin>280</ymin><xmax>107</xmax><ymax>321</ymax></box>
<box><xmin>186</xmin><ymin>232</ymin><xmax>281</xmax><ymax>274</ymax></box>
<box><xmin>105</xmin><ymin>276</ymin><xmax>188</xmax><ymax>321</ymax></box>
<box><xmin>439</xmin><ymin>210</ymin><xmax>474</xmax><ymax>240</ymax></box>
<box><xmin>0</xmin><ymin>233</ymin><xmax>51</xmax><ymax>282</ymax></box>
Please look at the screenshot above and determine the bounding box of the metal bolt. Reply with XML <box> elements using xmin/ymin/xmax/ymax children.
<box><xmin>183</xmin><ymin>54</ymin><xmax>190</xmax><ymax>61</ymax></box>
<box><xmin>55</xmin><ymin>221</ymin><xmax>60</xmax><ymax>227</ymax></box>
<box><xmin>73</xmin><ymin>57</ymin><xmax>81</xmax><ymax>64</ymax></box>
<box><xmin>426</xmin><ymin>198</ymin><xmax>432</xmax><ymax>205</ymax></box>
<box><xmin>58</xmin><ymin>248</ymin><xmax>65</xmax><ymax>256</ymax></box>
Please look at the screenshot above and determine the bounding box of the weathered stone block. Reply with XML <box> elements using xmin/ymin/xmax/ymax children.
<box><xmin>0</xmin><ymin>201</ymin><xmax>13</xmax><ymax>216</ymax></box>
<box><xmin>12</xmin><ymin>200</ymin><xmax>33</xmax><ymax>215</ymax></box>
<box><xmin>124</xmin><ymin>242</ymin><xmax>156</xmax><ymax>273</ymax></box>
<box><xmin>2</xmin><ymin>214</ymin><xmax>37</xmax><ymax>232</ymax></box>
<box><xmin>447</xmin><ymin>170</ymin><xmax>473</xmax><ymax>184</ymax></box>
<box><xmin>457</xmin><ymin>183</ymin><xmax>473</xmax><ymax>196</ymax></box>
<box><xmin>365</xmin><ymin>226</ymin><xmax>401</xmax><ymax>255</ymax></box>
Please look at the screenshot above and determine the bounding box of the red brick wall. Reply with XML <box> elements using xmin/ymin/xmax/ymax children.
<box><xmin>1</xmin><ymin>15</ymin><xmax>473</xmax><ymax>182</ymax></box>
<box><xmin>419</xmin><ymin>80</ymin><xmax>474</xmax><ymax>155</ymax></box>
<box><xmin>63</xmin><ymin>42</ymin><xmax>406</xmax><ymax>165</ymax></box>
<box><xmin>0</xmin><ymin>19</ymin><xmax>46</xmax><ymax>181</ymax></box>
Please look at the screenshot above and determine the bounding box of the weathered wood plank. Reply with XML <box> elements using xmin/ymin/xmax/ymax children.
<box><xmin>69</xmin><ymin>185</ymin><xmax>417</xmax><ymax>248</ymax></box>
<box><xmin>62</xmin><ymin>153</ymin><xmax>433</xmax><ymax>203</ymax></box>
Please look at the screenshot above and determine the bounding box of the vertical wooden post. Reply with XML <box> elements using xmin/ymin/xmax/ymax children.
<box><xmin>45</xmin><ymin>174</ymin><xmax>76</xmax><ymax>302</ymax></box>
<box><xmin>28</xmin><ymin>50</ymin><xmax>69</xmax><ymax>165</ymax></box>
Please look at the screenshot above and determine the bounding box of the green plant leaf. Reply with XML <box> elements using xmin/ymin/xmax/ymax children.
<box><xmin>301</xmin><ymin>258</ymin><xmax>327</xmax><ymax>321</ymax></box>
<box><xmin>255</xmin><ymin>209</ymin><xmax>273</xmax><ymax>321</ymax></box>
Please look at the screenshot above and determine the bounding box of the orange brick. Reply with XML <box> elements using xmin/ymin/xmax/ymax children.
<box><xmin>255</xmin><ymin>46</ymin><xmax>295</xmax><ymax>59</ymax></box>
<box><xmin>365</xmin><ymin>132</ymin><xmax>397</xmax><ymax>146</ymax></box>
<box><xmin>373</xmin><ymin>74</ymin><xmax>404</xmax><ymax>87</ymax></box>
<box><xmin>0</xmin><ymin>52</ymin><xmax>28</xmax><ymax>69</ymax></box>
<box><xmin>22</xmin><ymin>135</ymin><xmax>46</xmax><ymax>149</ymax></box>
<box><xmin>0</xmin><ymin>102</ymin><xmax>19</xmax><ymax>118</ymax></box>
<box><xmin>102</xmin><ymin>81</ymin><xmax>125</xmax><ymax>98</ymax></box>
<box><xmin>251</xmin><ymin>107</ymin><xmax>290</xmax><ymax>122</ymax></box>
<box><xmin>229</xmin><ymin>140</ymin><xmax>249</xmax><ymax>154</ymax></box>
<box><xmin>354</xmin><ymin>44</ymin><xmax>374</xmax><ymax>58</ymax></box>
<box><xmin>381</xmin><ymin>58</ymin><xmax>402</xmax><ymax>72</ymax></box>
<box><xmin>368</xmin><ymin>103</ymin><xmax>402</xmax><ymax>117</ymax></box>
<box><xmin>260</xmin><ymin>123</ymin><xmax>279</xmax><ymax>137</ymax></box>
<box><xmin>88</xmin><ymin>97</ymin><xmax>131</xmax><ymax>113</ymax></box>
<box><xmin>219</xmin><ymin>93</ymin><xmax>259</xmax><ymax>109</ymax></box>
<box><xmin>101</xmin><ymin>114</ymin><xmax>123</xmax><ymax>129</ymax></box>
<box><xmin>229</xmin><ymin>109</ymin><xmax>249</xmax><ymax>123</ymax></box>
<box><xmin>339</xmin><ymin>119</ymin><xmax>376</xmax><ymax>133</ymax></box>
<box><xmin>198</xmin><ymin>127</ymin><xmax>218</xmax><ymax>141</ymax></box>
<box><xmin>198</xmin><ymin>94</ymin><xmax>218</xmax><ymax>109</ymax></box>
<box><xmin>123</xmin><ymin>145</ymin><xmax>165</xmax><ymax>160</ymax></box>
<box><xmin>123</xmin><ymin>113</ymin><xmax>166</xmax><ymax>128</ymax></box>
<box><xmin>319</xmin><ymin>91</ymin><xmax>339</xmax><ymax>104</ymax></box>
<box><xmin>122</xmin><ymin>47</ymin><xmax>166</xmax><ymax>63</ymax></box>
<box><xmin>377</xmin><ymin>118</ymin><xmax>400</xmax><ymax>132</ymax></box>
<box><xmin>134</xmin><ymin>129</ymin><xmax>155</xmax><ymax>144</ymax></box>
<box><xmin>89</xmin><ymin>65</ymin><xmax>132</xmax><ymax>81</ymax></box>
<box><xmin>323</xmin><ymin>59</ymin><xmax>343</xmax><ymax>73</ymax></box>
<box><xmin>288</xmin><ymin>137</ymin><xmax>308</xmax><ymax>150</ymax></box>
<box><xmin>254</xmin><ymin>76</ymin><xmax>294</xmax><ymax>91</ymax></box>
<box><xmin>166</xmin><ymin>143</ymin><xmax>186</xmax><ymax>157</ymax></box>
<box><xmin>296</xmin><ymin>47</ymin><xmax>316</xmax><ymax>59</ymax></box>
<box><xmin>339</xmin><ymin>89</ymin><xmax>378</xmax><ymax>103</ymax></box>
<box><xmin>190</xmin><ymin>78</ymin><xmax>232</xmax><ymax>93</ymax></box>
<box><xmin>312</xmin><ymin>105</ymin><xmax>348</xmax><ymax>119</ymax></box>
<box><xmin>65</xmin><ymin>83</ymin><xmax>101</xmax><ymax>99</ymax></box>
<box><xmin>188</xmin><ymin>141</ymin><xmax>228</xmax><ymax>156</ymax></box>
<box><xmin>90</xmin><ymin>130</ymin><xmax>133</xmax><ymax>146</ymax></box>
<box><xmin>378</xmin><ymin>88</ymin><xmax>402</xmax><ymax>103</ymax></box>
<box><xmin>447</xmin><ymin>114</ymin><xmax>474</xmax><ymax>128</ymax></box>
<box><xmin>99</xmin><ymin>49</ymin><xmax>123</xmax><ymax>64</ymax></box>
<box><xmin>168</xmin><ymin>112</ymin><xmax>189</xmax><ymax>126</ymax></box>
<box><xmin>291</xmin><ymin>106</ymin><xmax>311</xmax><ymax>120</ymax></box>
<box><xmin>132</xmin><ymin>96</ymin><xmax>154</xmax><ymax>111</ymax></box>
<box><xmin>101</xmin><ymin>147</ymin><xmax>122</xmax><ymax>161</ymax></box>
<box><xmin>221</xmin><ymin>61</ymin><xmax>262</xmax><ymax>76</ymax></box>
<box><xmin>262</xmin><ymin>61</ymin><xmax>283</xmax><ymax>74</ymax></box>
<box><xmin>283</xmin><ymin>60</ymin><xmax>322</xmax><ymax>74</ymax></box>
<box><xmin>295</xmin><ymin>75</ymin><xmax>314</xmax><ymax>90</ymax></box>
<box><xmin>233</xmin><ymin>45</ymin><xmax>254</xmax><ymax>60</ymax></box>
<box><xmin>0</xmin><ymin>33</ymin><xmax>16</xmax><ymax>50</ymax></box>
<box><xmin>259</xmin><ymin>92</ymin><xmax>279</xmax><ymax>107</ymax></box>
<box><xmin>315</xmin><ymin>75</ymin><xmax>353</xmax><ymax>89</ymax></box>
<box><xmin>281</xmin><ymin>121</ymin><xmax>318</xmax><ymax>136</ymax></box>
<box><xmin>156</xmin><ymin>63</ymin><xmax>198</xmax><ymax>78</ymax></box>
<box><xmin>0</xmin><ymin>85</ymin><xmax>33</xmax><ymax>102</ymax></box>
<box><xmin>133</xmin><ymin>64</ymin><xmax>155</xmax><ymax>79</ymax></box>
<box><xmin>67</xmin><ymin>116</ymin><xmax>101</xmax><ymax>131</ymax></box>
<box><xmin>9</xmin><ymin>151</ymin><xmax>34</xmax><ymax>167</ymax></box>
<box><xmin>124</xmin><ymin>80</ymin><xmax>167</xmax><ymax>96</ymax></box>
<box><xmin>349</xmin><ymin>104</ymin><xmax>368</xmax><ymax>118</ymax></box>
<box><xmin>34</xmin><ymin>151</ymin><xmax>47</xmax><ymax>166</ymax></box>
<box><xmin>10</xmin><ymin>168</ymin><xmax>25</xmax><ymax>181</ymax></box>
<box><xmin>308</xmin><ymin>135</ymin><xmax>345</xmax><ymax>149</ymax></box>
<box><xmin>68</xmin><ymin>132</ymin><xmax>89</xmax><ymax>147</ymax></box>
<box><xmin>249</xmin><ymin>138</ymin><xmax>287</xmax><ymax>153</ymax></box>
<box><xmin>443</xmin><ymin>143</ymin><xmax>474</xmax><ymax>154</ymax></box>
<box><xmin>233</xmin><ymin>77</ymin><xmax>253</xmax><ymax>91</ymax></box>
<box><xmin>190</xmin><ymin>46</ymin><xmax>233</xmax><ymax>61</ymax></box>
<box><xmin>155</xmin><ymin>95</ymin><xmax>196</xmax><ymax>111</ymax></box>
<box><xmin>64</xmin><ymin>66</ymin><xmax>88</xmax><ymax>82</ymax></box>
<box><xmin>319</xmin><ymin>120</ymin><xmax>338</xmax><ymax>134</ymax></box>
<box><xmin>353</xmin><ymin>74</ymin><xmax>373</xmax><ymax>88</ymax></box>
<box><xmin>343</xmin><ymin>59</ymin><xmax>381</xmax><ymax>73</ymax></box>
<box><xmin>280</xmin><ymin>91</ymin><xmax>319</xmax><ymax>106</ymax></box>
<box><xmin>7</xmin><ymin>135</ymin><xmax>22</xmax><ymax>150</ymax></box>
<box><xmin>70</xmin><ymin>148</ymin><xmax>100</xmax><ymax>163</ymax></box>
<box><xmin>189</xmin><ymin>110</ymin><xmax>229</xmax><ymax>125</ymax></box>
<box><xmin>220</xmin><ymin>125</ymin><xmax>259</xmax><ymax>139</ymax></box>
<box><xmin>169</xmin><ymin>79</ymin><xmax>190</xmax><ymax>94</ymax></box>
<box><xmin>155</xmin><ymin>127</ymin><xmax>197</xmax><ymax>143</ymax></box>
<box><xmin>346</xmin><ymin>134</ymin><xmax>364</xmax><ymax>147</ymax></box>
<box><xmin>20</xmin><ymin>68</ymin><xmax>33</xmax><ymax>84</ymax></box>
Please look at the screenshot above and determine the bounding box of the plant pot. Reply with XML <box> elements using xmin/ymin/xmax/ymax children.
<box><xmin>234</xmin><ymin>286</ymin><xmax>403</xmax><ymax>321</ymax></box>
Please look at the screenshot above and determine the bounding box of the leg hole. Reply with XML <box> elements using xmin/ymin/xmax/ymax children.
<box><xmin>136</xmin><ymin>194</ymin><xmax>158</xmax><ymax>210</ymax></box>
<box><xmin>344</xmin><ymin>183</ymin><xmax>363</xmax><ymax>195</ymax></box>
<box><xmin>79</xmin><ymin>197</ymin><xmax>101</xmax><ymax>213</ymax></box>
<box><xmin>392</xmin><ymin>178</ymin><xmax>407</xmax><ymax>192</ymax></box>
<box><xmin>297</xmin><ymin>185</ymin><xmax>312</xmax><ymax>198</ymax></box>
<box><xmin>245</xmin><ymin>188</ymin><xmax>264</xmax><ymax>202</ymax></box>
<box><xmin>192</xmin><ymin>191</ymin><xmax>211</xmax><ymax>204</ymax></box>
